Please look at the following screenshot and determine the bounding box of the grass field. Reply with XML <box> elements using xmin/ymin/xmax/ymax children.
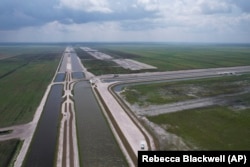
<box><xmin>120</xmin><ymin>72</ymin><xmax>250</xmax><ymax>150</ymax></box>
<box><xmin>93</xmin><ymin>43</ymin><xmax>250</xmax><ymax>71</ymax></box>
<box><xmin>75</xmin><ymin>47</ymin><xmax>142</xmax><ymax>75</ymax></box>
<box><xmin>122</xmin><ymin>74</ymin><xmax>250</xmax><ymax>106</ymax></box>
<box><xmin>0</xmin><ymin>139</ymin><xmax>21</xmax><ymax>167</ymax></box>
<box><xmin>147</xmin><ymin>106</ymin><xmax>250</xmax><ymax>150</ymax></box>
<box><xmin>0</xmin><ymin>45</ymin><xmax>64</xmax><ymax>127</ymax></box>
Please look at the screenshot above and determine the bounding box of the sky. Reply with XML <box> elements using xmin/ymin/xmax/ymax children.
<box><xmin>0</xmin><ymin>0</ymin><xmax>250</xmax><ymax>43</ymax></box>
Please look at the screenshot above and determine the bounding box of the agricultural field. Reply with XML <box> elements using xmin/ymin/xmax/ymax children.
<box><xmin>93</xmin><ymin>43</ymin><xmax>250</xmax><ymax>71</ymax></box>
<box><xmin>0</xmin><ymin>44</ymin><xmax>65</xmax><ymax>127</ymax></box>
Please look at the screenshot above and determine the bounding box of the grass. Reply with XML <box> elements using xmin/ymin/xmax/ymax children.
<box><xmin>93</xmin><ymin>43</ymin><xmax>250</xmax><ymax>71</ymax></box>
<box><xmin>0</xmin><ymin>139</ymin><xmax>21</xmax><ymax>167</ymax></box>
<box><xmin>122</xmin><ymin>74</ymin><xmax>250</xmax><ymax>105</ymax></box>
<box><xmin>0</xmin><ymin>45</ymin><xmax>64</xmax><ymax>127</ymax></box>
<box><xmin>147</xmin><ymin>106</ymin><xmax>250</xmax><ymax>150</ymax></box>
<box><xmin>76</xmin><ymin>43</ymin><xmax>250</xmax><ymax>75</ymax></box>
<box><xmin>81</xmin><ymin>59</ymin><xmax>133</xmax><ymax>75</ymax></box>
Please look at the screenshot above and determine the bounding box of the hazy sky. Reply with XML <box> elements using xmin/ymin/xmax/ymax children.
<box><xmin>0</xmin><ymin>0</ymin><xmax>250</xmax><ymax>43</ymax></box>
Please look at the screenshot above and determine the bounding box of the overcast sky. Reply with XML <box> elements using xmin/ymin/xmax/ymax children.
<box><xmin>0</xmin><ymin>0</ymin><xmax>250</xmax><ymax>43</ymax></box>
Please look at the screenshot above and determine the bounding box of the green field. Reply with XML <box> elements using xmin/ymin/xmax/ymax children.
<box><xmin>121</xmin><ymin>74</ymin><xmax>250</xmax><ymax>106</ymax></box>
<box><xmin>0</xmin><ymin>139</ymin><xmax>21</xmax><ymax>167</ymax></box>
<box><xmin>119</xmin><ymin>71</ymin><xmax>250</xmax><ymax>150</ymax></box>
<box><xmin>75</xmin><ymin>47</ymin><xmax>154</xmax><ymax>75</ymax></box>
<box><xmin>0</xmin><ymin>45</ymin><xmax>64</xmax><ymax>127</ymax></box>
<box><xmin>93</xmin><ymin>43</ymin><xmax>250</xmax><ymax>71</ymax></box>
<box><xmin>148</xmin><ymin>106</ymin><xmax>250</xmax><ymax>150</ymax></box>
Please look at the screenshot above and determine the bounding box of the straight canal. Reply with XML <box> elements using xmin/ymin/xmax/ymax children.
<box><xmin>74</xmin><ymin>81</ymin><xmax>127</xmax><ymax>167</ymax></box>
<box><xmin>23</xmin><ymin>84</ymin><xmax>63</xmax><ymax>167</ymax></box>
<box><xmin>23</xmin><ymin>46</ymin><xmax>127</xmax><ymax>167</ymax></box>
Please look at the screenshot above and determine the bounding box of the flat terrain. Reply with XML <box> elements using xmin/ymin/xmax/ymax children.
<box><xmin>93</xmin><ymin>43</ymin><xmax>250</xmax><ymax>71</ymax></box>
<box><xmin>0</xmin><ymin>139</ymin><xmax>21</xmax><ymax>167</ymax></box>
<box><xmin>148</xmin><ymin>105</ymin><xmax>250</xmax><ymax>150</ymax></box>
<box><xmin>119</xmin><ymin>73</ymin><xmax>250</xmax><ymax>150</ymax></box>
<box><xmin>122</xmin><ymin>73</ymin><xmax>250</xmax><ymax>106</ymax></box>
<box><xmin>0</xmin><ymin>45</ymin><xmax>64</xmax><ymax>127</ymax></box>
<box><xmin>1</xmin><ymin>43</ymin><xmax>250</xmax><ymax>166</ymax></box>
<box><xmin>0</xmin><ymin>44</ymin><xmax>65</xmax><ymax>167</ymax></box>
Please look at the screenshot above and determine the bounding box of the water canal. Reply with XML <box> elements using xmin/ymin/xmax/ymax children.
<box><xmin>23</xmin><ymin>84</ymin><xmax>63</xmax><ymax>167</ymax></box>
<box><xmin>74</xmin><ymin>81</ymin><xmax>127</xmax><ymax>167</ymax></box>
<box><xmin>23</xmin><ymin>46</ymin><xmax>127</xmax><ymax>167</ymax></box>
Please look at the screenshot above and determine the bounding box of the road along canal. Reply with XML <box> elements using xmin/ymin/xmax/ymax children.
<box><xmin>22</xmin><ymin>46</ymin><xmax>128</xmax><ymax>167</ymax></box>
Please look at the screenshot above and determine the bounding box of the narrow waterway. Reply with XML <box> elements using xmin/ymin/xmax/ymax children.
<box><xmin>23</xmin><ymin>84</ymin><xmax>63</xmax><ymax>167</ymax></box>
<box><xmin>74</xmin><ymin>81</ymin><xmax>127</xmax><ymax>167</ymax></box>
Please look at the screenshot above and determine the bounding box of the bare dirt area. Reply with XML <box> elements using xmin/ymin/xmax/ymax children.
<box><xmin>139</xmin><ymin>116</ymin><xmax>191</xmax><ymax>150</ymax></box>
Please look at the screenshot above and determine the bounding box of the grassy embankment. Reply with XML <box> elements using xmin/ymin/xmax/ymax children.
<box><xmin>0</xmin><ymin>45</ymin><xmax>64</xmax><ymax>167</ymax></box>
<box><xmin>121</xmin><ymin>73</ymin><xmax>250</xmax><ymax>150</ymax></box>
<box><xmin>94</xmin><ymin>43</ymin><xmax>250</xmax><ymax>71</ymax></box>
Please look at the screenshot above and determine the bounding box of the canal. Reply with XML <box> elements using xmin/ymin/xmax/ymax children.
<box><xmin>74</xmin><ymin>81</ymin><xmax>127</xmax><ymax>167</ymax></box>
<box><xmin>23</xmin><ymin>84</ymin><xmax>63</xmax><ymax>167</ymax></box>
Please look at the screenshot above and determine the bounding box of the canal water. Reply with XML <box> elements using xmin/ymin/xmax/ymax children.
<box><xmin>54</xmin><ymin>73</ymin><xmax>65</xmax><ymax>82</ymax></box>
<box><xmin>74</xmin><ymin>81</ymin><xmax>127</xmax><ymax>167</ymax></box>
<box><xmin>23</xmin><ymin>84</ymin><xmax>64</xmax><ymax>167</ymax></box>
<box><xmin>72</xmin><ymin>72</ymin><xmax>85</xmax><ymax>80</ymax></box>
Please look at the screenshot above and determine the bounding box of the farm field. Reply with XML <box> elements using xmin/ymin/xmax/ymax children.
<box><xmin>0</xmin><ymin>44</ymin><xmax>65</xmax><ymax>127</ymax></box>
<box><xmin>92</xmin><ymin>43</ymin><xmax>250</xmax><ymax>71</ymax></box>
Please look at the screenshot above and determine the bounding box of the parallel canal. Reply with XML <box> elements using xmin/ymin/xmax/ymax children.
<box><xmin>23</xmin><ymin>84</ymin><xmax>64</xmax><ymax>167</ymax></box>
<box><xmin>24</xmin><ymin>46</ymin><xmax>127</xmax><ymax>167</ymax></box>
<box><xmin>74</xmin><ymin>81</ymin><xmax>127</xmax><ymax>167</ymax></box>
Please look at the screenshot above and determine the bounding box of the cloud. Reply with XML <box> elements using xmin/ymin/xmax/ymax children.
<box><xmin>57</xmin><ymin>0</ymin><xmax>112</xmax><ymax>13</ymax></box>
<box><xmin>197</xmin><ymin>0</ymin><xmax>232</xmax><ymax>15</ymax></box>
<box><xmin>0</xmin><ymin>0</ymin><xmax>250</xmax><ymax>43</ymax></box>
<box><xmin>230</xmin><ymin>0</ymin><xmax>250</xmax><ymax>13</ymax></box>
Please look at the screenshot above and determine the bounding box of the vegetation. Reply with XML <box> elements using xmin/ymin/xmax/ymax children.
<box><xmin>0</xmin><ymin>45</ymin><xmax>64</xmax><ymax>127</ymax></box>
<box><xmin>81</xmin><ymin>59</ymin><xmax>133</xmax><ymax>75</ymax></box>
<box><xmin>148</xmin><ymin>106</ymin><xmax>250</xmax><ymax>150</ymax></box>
<box><xmin>93</xmin><ymin>43</ymin><xmax>250</xmax><ymax>71</ymax></box>
<box><xmin>75</xmin><ymin>47</ymin><xmax>141</xmax><ymax>75</ymax></box>
<box><xmin>122</xmin><ymin>74</ymin><xmax>250</xmax><ymax>106</ymax></box>
<box><xmin>0</xmin><ymin>140</ymin><xmax>21</xmax><ymax>167</ymax></box>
